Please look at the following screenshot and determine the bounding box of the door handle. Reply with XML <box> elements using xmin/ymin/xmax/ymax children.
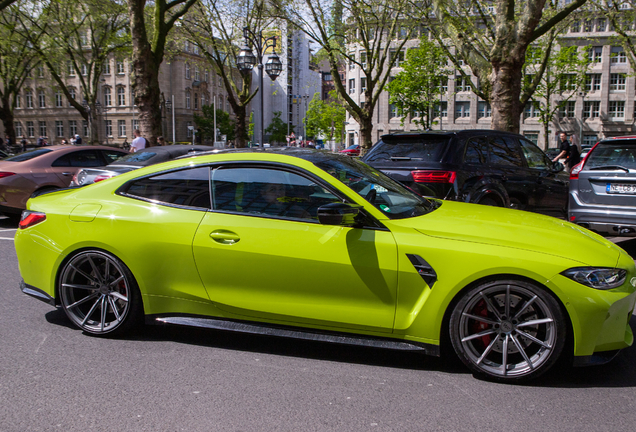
<box><xmin>210</xmin><ymin>230</ymin><xmax>240</xmax><ymax>244</ymax></box>
<box><xmin>62</xmin><ymin>172</ymin><xmax>72</xmax><ymax>176</ymax></box>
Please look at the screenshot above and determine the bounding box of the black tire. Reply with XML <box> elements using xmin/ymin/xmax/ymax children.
<box><xmin>449</xmin><ymin>279</ymin><xmax>566</xmax><ymax>382</ymax></box>
<box><xmin>478</xmin><ymin>196</ymin><xmax>499</xmax><ymax>207</ymax></box>
<box><xmin>58</xmin><ymin>250</ymin><xmax>143</xmax><ymax>336</ymax></box>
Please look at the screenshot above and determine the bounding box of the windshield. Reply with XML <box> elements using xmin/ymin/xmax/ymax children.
<box><xmin>111</xmin><ymin>151</ymin><xmax>157</xmax><ymax>164</ymax></box>
<box><xmin>363</xmin><ymin>136</ymin><xmax>449</xmax><ymax>162</ymax></box>
<box><xmin>316</xmin><ymin>157</ymin><xmax>438</xmax><ymax>219</ymax></box>
<box><xmin>585</xmin><ymin>141</ymin><xmax>636</xmax><ymax>170</ymax></box>
<box><xmin>5</xmin><ymin>148</ymin><xmax>53</xmax><ymax>162</ymax></box>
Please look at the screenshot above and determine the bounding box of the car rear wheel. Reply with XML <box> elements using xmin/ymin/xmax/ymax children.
<box><xmin>478</xmin><ymin>196</ymin><xmax>499</xmax><ymax>207</ymax></box>
<box><xmin>59</xmin><ymin>250</ymin><xmax>142</xmax><ymax>336</ymax></box>
<box><xmin>450</xmin><ymin>280</ymin><xmax>565</xmax><ymax>382</ymax></box>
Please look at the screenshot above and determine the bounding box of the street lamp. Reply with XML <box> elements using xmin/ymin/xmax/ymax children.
<box><xmin>237</xmin><ymin>26</ymin><xmax>282</xmax><ymax>147</ymax></box>
<box><xmin>165</xmin><ymin>98</ymin><xmax>172</xmax><ymax>143</ymax></box>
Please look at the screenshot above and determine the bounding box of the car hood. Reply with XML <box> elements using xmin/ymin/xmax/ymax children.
<box><xmin>391</xmin><ymin>200</ymin><xmax>621</xmax><ymax>267</ymax></box>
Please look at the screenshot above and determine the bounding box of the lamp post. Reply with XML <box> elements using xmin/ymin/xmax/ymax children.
<box><xmin>237</xmin><ymin>26</ymin><xmax>283</xmax><ymax>147</ymax></box>
<box><xmin>165</xmin><ymin>98</ymin><xmax>172</xmax><ymax>144</ymax></box>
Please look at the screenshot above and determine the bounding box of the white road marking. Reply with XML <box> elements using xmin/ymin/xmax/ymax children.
<box><xmin>0</xmin><ymin>229</ymin><xmax>17</xmax><ymax>232</ymax></box>
<box><xmin>0</xmin><ymin>237</ymin><xmax>14</xmax><ymax>241</ymax></box>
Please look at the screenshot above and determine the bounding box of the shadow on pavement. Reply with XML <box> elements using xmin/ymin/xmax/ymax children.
<box><xmin>44</xmin><ymin>309</ymin><xmax>636</xmax><ymax>387</ymax></box>
<box><xmin>0</xmin><ymin>215</ymin><xmax>18</xmax><ymax>229</ymax></box>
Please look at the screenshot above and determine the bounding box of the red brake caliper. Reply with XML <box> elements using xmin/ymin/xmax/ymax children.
<box><xmin>471</xmin><ymin>299</ymin><xmax>492</xmax><ymax>348</ymax></box>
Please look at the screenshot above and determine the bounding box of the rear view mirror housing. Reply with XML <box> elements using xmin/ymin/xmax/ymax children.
<box><xmin>317</xmin><ymin>202</ymin><xmax>361</xmax><ymax>226</ymax></box>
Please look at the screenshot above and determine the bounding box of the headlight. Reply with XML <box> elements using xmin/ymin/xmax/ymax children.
<box><xmin>561</xmin><ymin>267</ymin><xmax>627</xmax><ymax>290</ymax></box>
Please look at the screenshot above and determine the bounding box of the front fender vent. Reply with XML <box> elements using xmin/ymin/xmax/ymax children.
<box><xmin>406</xmin><ymin>254</ymin><xmax>437</xmax><ymax>287</ymax></box>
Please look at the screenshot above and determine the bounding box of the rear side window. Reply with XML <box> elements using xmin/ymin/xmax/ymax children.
<box><xmin>464</xmin><ymin>137</ymin><xmax>488</xmax><ymax>165</ymax></box>
<box><xmin>52</xmin><ymin>150</ymin><xmax>104</xmax><ymax>167</ymax></box>
<box><xmin>364</xmin><ymin>137</ymin><xmax>449</xmax><ymax>162</ymax></box>
<box><xmin>489</xmin><ymin>137</ymin><xmax>523</xmax><ymax>167</ymax></box>
<box><xmin>586</xmin><ymin>141</ymin><xmax>636</xmax><ymax>170</ymax></box>
<box><xmin>5</xmin><ymin>148</ymin><xmax>52</xmax><ymax>162</ymax></box>
<box><xmin>101</xmin><ymin>150</ymin><xmax>127</xmax><ymax>164</ymax></box>
<box><xmin>123</xmin><ymin>167</ymin><xmax>211</xmax><ymax>209</ymax></box>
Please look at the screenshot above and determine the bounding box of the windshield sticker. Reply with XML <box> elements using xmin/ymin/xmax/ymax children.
<box><xmin>380</xmin><ymin>205</ymin><xmax>391</xmax><ymax>212</ymax></box>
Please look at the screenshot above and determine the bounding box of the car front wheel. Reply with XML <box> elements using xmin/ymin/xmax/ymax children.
<box><xmin>450</xmin><ymin>279</ymin><xmax>566</xmax><ymax>382</ymax></box>
<box><xmin>58</xmin><ymin>250</ymin><xmax>142</xmax><ymax>336</ymax></box>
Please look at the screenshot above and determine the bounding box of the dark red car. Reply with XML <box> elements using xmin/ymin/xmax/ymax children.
<box><xmin>339</xmin><ymin>144</ymin><xmax>360</xmax><ymax>156</ymax></box>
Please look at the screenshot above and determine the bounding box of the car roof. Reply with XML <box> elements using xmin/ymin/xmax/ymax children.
<box><xmin>379</xmin><ymin>129</ymin><xmax>524</xmax><ymax>142</ymax></box>
<box><xmin>110</xmin><ymin>145</ymin><xmax>211</xmax><ymax>166</ymax></box>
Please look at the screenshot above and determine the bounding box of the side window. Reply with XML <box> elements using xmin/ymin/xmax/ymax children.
<box><xmin>489</xmin><ymin>137</ymin><xmax>523</xmax><ymax>167</ymax></box>
<box><xmin>101</xmin><ymin>150</ymin><xmax>127</xmax><ymax>165</ymax></box>
<box><xmin>464</xmin><ymin>137</ymin><xmax>488</xmax><ymax>165</ymax></box>
<box><xmin>124</xmin><ymin>167</ymin><xmax>211</xmax><ymax>209</ymax></box>
<box><xmin>51</xmin><ymin>154</ymin><xmax>71</xmax><ymax>167</ymax></box>
<box><xmin>519</xmin><ymin>139</ymin><xmax>551</xmax><ymax>170</ymax></box>
<box><xmin>211</xmin><ymin>167</ymin><xmax>339</xmax><ymax>220</ymax></box>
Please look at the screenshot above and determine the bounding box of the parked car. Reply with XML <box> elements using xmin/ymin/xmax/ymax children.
<box><xmin>0</xmin><ymin>145</ymin><xmax>127</xmax><ymax>217</ymax></box>
<box><xmin>339</xmin><ymin>144</ymin><xmax>360</xmax><ymax>156</ymax></box>
<box><xmin>16</xmin><ymin>149</ymin><xmax>636</xmax><ymax>382</ymax></box>
<box><xmin>362</xmin><ymin>130</ymin><xmax>569</xmax><ymax>217</ymax></box>
<box><xmin>569</xmin><ymin>136</ymin><xmax>636</xmax><ymax>236</ymax></box>
<box><xmin>71</xmin><ymin>145</ymin><xmax>211</xmax><ymax>186</ymax></box>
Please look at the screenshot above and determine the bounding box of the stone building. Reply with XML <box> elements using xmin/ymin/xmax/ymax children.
<box><xmin>344</xmin><ymin>17</ymin><xmax>636</xmax><ymax>150</ymax></box>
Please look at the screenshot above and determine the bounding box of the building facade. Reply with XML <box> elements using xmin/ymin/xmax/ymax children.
<box><xmin>344</xmin><ymin>17</ymin><xmax>636</xmax><ymax>150</ymax></box>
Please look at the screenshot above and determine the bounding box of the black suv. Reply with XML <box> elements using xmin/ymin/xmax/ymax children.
<box><xmin>362</xmin><ymin>130</ymin><xmax>569</xmax><ymax>217</ymax></box>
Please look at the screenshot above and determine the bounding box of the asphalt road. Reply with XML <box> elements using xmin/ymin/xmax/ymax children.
<box><xmin>1</xmin><ymin>215</ymin><xmax>635</xmax><ymax>431</ymax></box>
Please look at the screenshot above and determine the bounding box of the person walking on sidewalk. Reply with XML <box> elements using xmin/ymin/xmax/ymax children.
<box><xmin>131</xmin><ymin>129</ymin><xmax>147</xmax><ymax>152</ymax></box>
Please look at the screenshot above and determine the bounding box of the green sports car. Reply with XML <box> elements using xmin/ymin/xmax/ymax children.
<box><xmin>15</xmin><ymin>148</ymin><xmax>636</xmax><ymax>382</ymax></box>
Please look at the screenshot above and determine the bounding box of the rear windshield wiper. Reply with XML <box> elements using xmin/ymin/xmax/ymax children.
<box><xmin>588</xmin><ymin>165</ymin><xmax>630</xmax><ymax>172</ymax></box>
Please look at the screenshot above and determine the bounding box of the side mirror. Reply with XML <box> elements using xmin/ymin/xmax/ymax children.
<box><xmin>552</xmin><ymin>161</ymin><xmax>565</xmax><ymax>172</ymax></box>
<box><xmin>317</xmin><ymin>202</ymin><xmax>361</xmax><ymax>226</ymax></box>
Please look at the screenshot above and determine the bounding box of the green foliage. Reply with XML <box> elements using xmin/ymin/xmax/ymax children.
<box><xmin>194</xmin><ymin>105</ymin><xmax>235</xmax><ymax>141</ymax></box>
<box><xmin>248</xmin><ymin>111</ymin><xmax>254</xmax><ymax>142</ymax></box>
<box><xmin>305</xmin><ymin>92</ymin><xmax>346</xmax><ymax>141</ymax></box>
<box><xmin>264</xmin><ymin>111</ymin><xmax>291</xmax><ymax>145</ymax></box>
<box><xmin>386</xmin><ymin>39</ymin><xmax>450</xmax><ymax>129</ymax></box>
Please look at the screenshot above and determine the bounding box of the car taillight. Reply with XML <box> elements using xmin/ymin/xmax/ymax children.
<box><xmin>412</xmin><ymin>170</ymin><xmax>456</xmax><ymax>183</ymax></box>
<box><xmin>94</xmin><ymin>174</ymin><xmax>114</xmax><ymax>183</ymax></box>
<box><xmin>0</xmin><ymin>172</ymin><xmax>15</xmax><ymax>179</ymax></box>
<box><xmin>19</xmin><ymin>211</ymin><xmax>46</xmax><ymax>229</ymax></box>
<box><xmin>570</xmin><ymin>141</ymin><xmax>599</xmax><ymax>180</ymax></box>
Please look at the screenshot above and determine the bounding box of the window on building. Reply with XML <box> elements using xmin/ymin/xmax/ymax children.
<box><xmin>588</xmin><ymin>46</ymin><xmax>603</xmax><ymax>63</ymax></box>
<box><xmin>570</xmin><ymin>20</ymin><xmax>580</xmax><ymax>32</ymax></box>
<box><xmin>39</xmin><ymin>121</ymin><xmax>47</xmax><ymax>137</ymax></box>
<box><xmin>360</xmin><ymin>77</ymin><xmax>367</xmax><ymax>93</ymax></box>
<box><xmin>69</xmin><ymin>120</ymin><xmax>77</xmax><ymax>137</ymax></box>
<box><xmin>25</xmin><ymin>89</ymin><xmax>33</xmax><ymax>108</ymax></box>
<box><xmin>583</xmin><ymin>101</ymin><xmax>600</xmax><ymax>118</ymax></box>
<box><xmin>15</xmin><ymin>94</ymin><xmax>21</xmax><ymax>109</ymax></box>
<box><xmin>55</xmin><ymin>91</ymin><xmax>63</xmax><ymax>108</ymax></box>
<box><xmin>105</xmin><ymin>120</ymin><xmax>112</xmax><ymax>137</ymax></box>
<box><xmin>585</xmin><ymin>74</ymin><xmax>602</xmax><ymax>91</ymax></box>
<box><xmin>360</xmin><ymin>51</ymin><xmax>367</xmax><ymax>69</ymax></box>
<box><xmin>185</xmin><ymin>63</ymin><xmax>191</xmax><ymax>79</ymax></box>
<box><xmin>611</xmin><ymin>46</ymin><xmax>627</xmax><ymax>64</ymax></box>
<box><xmin>186</xmin><ymin>91</ymin><xmax>191</xmax><ymax>109</ymax></box>
<box><xmin>195</xmin><ymin>67</ymin><xmax>200</xmax><ymax>81</ymax></box>
<box><xmin>523</xmin><ymin>101</ymin><xmax>540</xmax><ymax>119</ymax></box>
<box><xmin>439</xmin><ymin>77</ymin><xmax>448</xmax><ymax>93</ymax></box>
<box><xmin>455</xmin><ymin>75</ymin><xmax>471</xmax><ymax>92</ymax></box>
<box><xmin>597</xmin><ymin>18</ymin><xmax>607</xmax><ymax>32</ymax></box>
<box><xmin>455</xmin><ymin>101</ymin><xmax>470</xmax><ymax>119</ymax></box>
<box><xmin>118</xmin><ymin>120</ymin><xmax>126</xmax><ymax>137</ymax></box>
<box><xmin>37</xmin><ymin>65</ymin><xmax>44</xmax><ymax>78</ymax></box>
<box><xmin>523</xmin><ymin>133</ymin><xmax>539</xmax><ymax>145</ymax></box>
<box><xmin>117</xmin><ymin>87</ymin><xmax>126</xmax><ymax>106</ymax></box>
<box><xmin>610</xmin><ymin>73</ymin><xmax>626</xmax><ymax>91</ymax></box>
<box><xmin>584</xmin><ymin>19</ymin><xmax>593</xmax><ymax>32</ymax></box>
<box><xmin>204</xmin><ymin>70</ymin><xmax>209</xmax><ymax>82</ymax></box>
<box><xmin>559</xmin><ymin>101</ymin><xmax>576</xmax><ymax>118</ymax></box>
<box><xmin>434</xmin><ymin>102</ymin><xmax>448</xmax><ymax>118</ymax></box>
<box><xmin>348</xmin><ymin>53</ymin><xmax>355</xmax><ymax>70</ymax></box>
<box><xmin>133</xmin><ymin>119</ymin><xmax>139</xmax><ymax>131</ymax></box>
<box><xmin>68</xmin><ymin>61</ymin><xmax>75</xmax><ymax>76</ymax></box>
<box><xmin>609</xmin><ymin>101</ymin><xmax>625</xmax><ymax>119</ymax></box>
<box><xmin>477</xmin><ymin>101</ymin><xmax>491</xmax><ymax>118</ymax></box>
<box><xmin>193</xmin><ymin>44</ymin><xmax>199</xmax><ymax>55</ymax></box>
<box><xmin>187</xmin><ymin>121</ymin><xmax>193</xmax><ymax>138</ymax></box>
<box><xmin>83</xmin><ymin>120</ymin><xmax>88</xmax><ymax>137</ymax></box>
<box><xmin>390</xmin><ymin>49</ymin><xmax>405</xmax><ymax>67</ymax></box>
<box><xmin>38</xmin><ymin>90</ymin><xmax>46</xmax><ymax>108</ymax></box>
<box><xmin>559</xmin><ymin>74</ymin><xmax>577</xmax><ymax>92</ymax></box>
<box><xmin>185</xmin><ymin>40</ymin><xmax>190</xmax><ymax>52</ymax></box>
<box><xmin>104</xmin><ymin>87</ymin><xmax>112</xmax><ymax>106</ymax></box>
<box><xmin>103</xmin><ymin>61</ymin><xmax>111</xmax><ymax>75</ymax></box>
<box><xmin>117</xmin><ymin>60</ymin><xmax>125</xmax><ymax>74</ymax></box>
<box><xmin>389</xmin><ymin>103</ymin><xmax>400</xmax><ymax>119</ymax></box>
<box><xmin>69</xmin><ymin>88</ymin><xmax>76</xmax><ymax>107</ymax></box>
<box><xmin>27</xmin><ymin>121</ymin><xmax>34</xmax><ymax>137</ymax></box>
<box><xmin>583</xmin><ymin>134</ymin><xmax>598</xmax><ymax>146</ymax></box>
<box><xmin>81</xmin><ymin>64</ymin><xmax>88</xmax><ymax>76</ymax></box>
<box><xmin>194</xmin><ymin>93</ymin><xmax>199</xmax><ymax>110</ymax></box>
<box><xmin>56</xmin><ymin>121</ymin><xmax>64</xmax><ymax>137</ymax></box>
<box><xmin>348</xmin><ymin>78</ymin><xmax>355</xmax><ymax>94</ymax></box>
<box><xmin>14</xmin><ymin>122</ymin><xmax>22</xmax><ymax>137</ymax></box>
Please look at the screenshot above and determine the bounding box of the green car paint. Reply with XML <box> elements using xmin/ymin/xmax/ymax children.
<box><xmin>14</xmin><ymin>150</ymin><xmax>636</xmax><ymax>381</ymax></box>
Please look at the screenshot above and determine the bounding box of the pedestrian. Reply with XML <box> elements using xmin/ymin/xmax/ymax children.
<box><xmin>21</xmin><ymin>137</ymin><xmax>27</xmax><ymax>152</ymax></box>
<box><xmin>74</xmin><ymin>134</ymin><xmax>82</xmax><ymax>145</ymax></box>
<box><xmin>37</xmin><ymin>136</ymin><xmax>44</xmax><ymax>147</ymax></box>
<box><xmin>156</xmin><ymin>136</ymin><xmax>166</xmax><ymax>146</ymax></box>
<box><xmin>130</xmin><ymin>129</ymin><xmax>147</xmax><ymax>152</ymax></box>
<box><xmin>552</xmin><ymin>132</ymin><xmax>580</xmax><ymax>171</ymax></box>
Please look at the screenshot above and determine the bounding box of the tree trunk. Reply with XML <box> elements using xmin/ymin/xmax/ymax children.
<box><xmin>234</xmin><ymin>105</ymin><xmax>247</xmax><ymax>148</ymax></box>
<box><xmin>490</xmin><ymin>60</ymin><xmax>524</xmax><ymax>133</ymax></box>
<box><xmin>359</xmin><ymin>115</ymin><xmax>373</xmax><ymax>156</ymax></box>
<box><xmin>130</xmin><ymin>46</ymin><xmax>162</xmax><ymax>145</ymax></box>
<box><xmin>0</xmin><ymin>98</ymin><xmax>16</xmax><ymax>146</ymax></box>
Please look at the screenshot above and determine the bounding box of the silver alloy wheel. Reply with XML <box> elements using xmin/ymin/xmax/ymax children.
<box><xmin>59</xmin><ymin>251</ymin><xmax>131</xmax><ymax>334</ymax></box>
<box><xmin>455</xmin><ymin>283</ymin><xmax>558</xmax><ymax>378</ymax></box>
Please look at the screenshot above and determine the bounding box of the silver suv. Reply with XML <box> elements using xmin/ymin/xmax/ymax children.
<box><xmin>569</xmin><ymin>136</ymin><xmax>636</xmax><ymax>236</ymax></box>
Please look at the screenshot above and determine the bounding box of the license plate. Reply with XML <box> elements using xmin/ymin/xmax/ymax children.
<box><xmin>607</xmin><ymin>183</ymin><xmax>636</xmax><ymax>194</ymax></box>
